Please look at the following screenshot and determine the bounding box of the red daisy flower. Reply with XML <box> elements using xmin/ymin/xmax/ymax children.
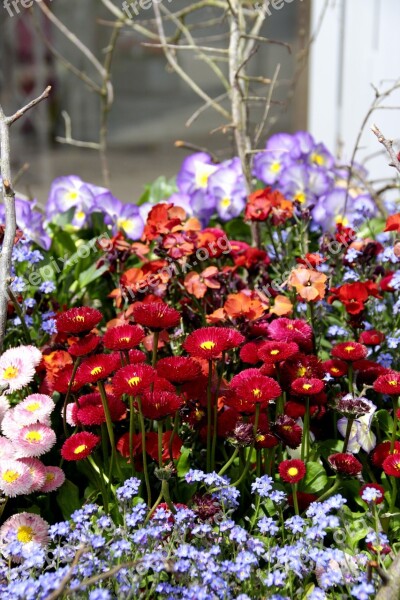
<box><xmin>353</xmin><ymin>359</ymin><xmax>387</xmax><ymax>385</ymax></box>
<box><xmin>268</xmin><ymin>318</ymin><xmax>313</xmax><ymax>347</ymax></box>
<box><xmin>328</xmin><ymin>453</ymin><xmax>362</xmax><ymax>476</ymax></box>
<box><xmin>291</xmin><ymin>377</ymin><xmax>324</xmax><ymax>396</ymax></box>
<box><xmin>382</xmin><ymin>453</ymin><xmax>400</xmax><ymax>477</ymax></box>
<box><xmin>183</xmin><ymin>328</ymin><xmax>225</xmax><ymax>360</ymax></box>
<box><xmin>116</xmin><ymin>432</ymin><xmax>142</xmax><ymax>459</ymax></box>
<box><xmin>156</xmin><ymin>357</ymin><xmax>202</xmax><ymax>384</ymax></box>
<box><xmin>152</xmin><ymin>376</ymin><xmax>176</xmax><ymax>393</ymax></box>
<box><xmin>68</xmin><ymin>334</ymin><xmax>101</xmax><ymax>358</ymax></box>
<box><xmin>359</xmin><ymin>330</ymin><xmax>385</xmax><ymax>346</ymax></box>
<box><xmin>272</xmin><ymin>415</ymin><xmax>302</xmax><ymax>449</ymax></box>
<box><xmin>132</xmin><ymin>301</ymin><xmax>181</xmax><ymax>330</ymax></box>
<box><xmin>72</xmin><ymin>392</ymin><xmax>125</xmax><ymax>426</ymax></box>
<box><xmin>75</xmin><ymin>353</ymin><xmax>120</xmax><ymax>385</ymax></box>
<box><xmin>128</xmin><ymin>349</ymin><xmax>147</xmax><ymax>364</ymax></box>
<box><xmin>52</xmin><ymin>365</ymin><xmax>82</xmax><ymax>394</ymax></box>
<box><xmin>224</xmin><ymin>329</ymin><xmax>246</xmax><ymax>350</ymax></box>
<box><xmin>373</xmin><ymin>371</ymin><xmax>400</xmax><ymax>395</ymax></box>
<box><xmin>331</xmin><ymin>341</ymin><xmax>368</xmax><ymax>362</ymax></box>
<box><xmin>359</xmin><ymin>483</ymin><xmax>385</xmax><ymax>505</ymax></box>
<box><xmin>56</xmin><ymin>307</ymin><xmax>102</xmax><ymax>335</ymax></box>
<box><xmin>322</xmin><ymin>359</ymin><xmax>348</xmax><ymax>378</ymax></box>
<box><xmin>112</xmin><ymin>364</ymin><xmax>156</xmax><ymax>396</ymax></box>
<box><xmin>239</xmin><ymin>342</ymin><xmax>263</xmax><ymax>365</ymax></box>
<box><xmin>229</xmin><ymin>369</ymin><xmax>281</xmax><ymax>408</ymax></box>
<box><xmin>255</xmin><ymin>430</ymin><xmax>279</xmax><ymax>449</ymax></box>
<box><xmin>103</xmin><ymin>324</ymin><xmax>145</xmax><ymax>351</ymax></box>
<box><xmin>279</xmin><ymin>353</ymin><xmax>325</xmax><ymax>387</ymax></box>
<box><xmin>258</xmin><ymin>341</ymin><xmax>299</xmax><ymax>364</ymax></box>
<box><xmin>371</xmin><ymin>441</ymin><xmax>400</xmax><ymax>468</ymax></box>
<box><xmin>61</xmin><ymin>432</ymin><xmax>100</xmax><ymax>461</ymax></box>
<box><xmin>140</xmin><ymin>390</ymin><xmax>182</xmax><ymax>420</ymax></box>
<box><xmin>279</xmin><ymin>459</ymin><xmax>306</xmax><ymax>483</ymax></box>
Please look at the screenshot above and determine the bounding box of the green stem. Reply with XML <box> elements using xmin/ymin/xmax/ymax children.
<box><xmin>129</xmin><ymin>396</ymin><xmax>136</xmax><ymax>476</ymax></box>
<box><xmin>292</xmin><ymin>482</ymin><xmax>299</xmax><ymax>516</ymax></box>
<box><xmin>98</xmin><ymin>380</ymin><xmax>122</xmax><ymax>480</ymax></box>
<box><xmin>161</xmin><ymin>480</ymin><xmax>176</xmax><ymax>514</ymax></box>
<box><xmin>218</xmin><ymin>447</ymin><xmax>239</xmax><ymax>476</ymax></box>
<box><xmin>389</xmin><ymin>476</ymin><xmax>398</xmax><ymax>515</ymax></box>
<box><xmin>168</xmin><ymin>411</ymin><xmax>179</xmax><ymax>463</ymax></box>
<box><xmin>348</xmin><ymin>363</ymin><xmax>354</xmax><ymax>395</ymax></box>
<box><xmin>306</xmin><ymin>302</ymin><xmax>317</xmax><ymax>354</ymax></box>
<box><xmin>206</xmin><ymin>360</ymin><xmax>213</xmax><ymax>473</ymax></box>
<box><xmin>231</xmin><ymin>404</ymin><xmax>260</xmax><ymax>487</ymax></box>
<box><xmin>211</xmin><ymin>355</ymin><xmax>225</xmax><ymax>472</ymax></box>
<box><xmin>301</xmin><ymin>396</ymin><xmax>310</xmax><ymax>462</ymax></box>
<box><xmin>157</xmin><ymin>420</ymin><xmax>163</xmax><ymax>468</ymax></box>
<box><xmin>62</xmin><ymin>358</ymin><xmax>81</xmax><ymax>438</ymax></box>
<box><xmin>144</xmin><ymin>490</ymin><xmax>163</xmax><ymax>525</ymax></box>
<box><xmin>7</xmin><ymin>288</ymin><xmax>31</xmax><ymax>344</ymax></box>
<box><xmin>87</xmin><ymin>454</ymin><xmax>109</xmax><ymax>512</ymax></box>
<box><xmin>316</xmin><ymin>477</ymin><xmax>341</xmax><ymax>504</ymax></box>
<box><xmin>342</xmin><ymin>417</ymin><xmax>355</xmax><ymax>453</ymax></box>
<box><xmin>137</xmin><ymin>396</ymin><xmax>152</xmax><ymax>507</ymax></box>
<box><xmin>390</xmin><ymin>396</ymin><xmax>399</xmax><ymax>455</ymax></box>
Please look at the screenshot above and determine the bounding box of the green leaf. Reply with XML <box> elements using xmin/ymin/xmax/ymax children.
<box><xmin>78</xmin><ymin>263</ymin><xmax>109</xmax><ymax>288</ymax></box>
<box><xmin>56</xmin><ymin>479</ymin><xmax>81</xmax><ymax>519</ymax></box>
<box><xmin>375</xmin><ymin>409</ymin><xmax>394</xmax><ymax>435</ymax></box>
<box><xmin>176</xmin><ymin>446</ymin><xmax>191</xmax><ymax>477</ymax></box>
<box><xmin>316</xmin><ymin>439</ymin><xmax>344</xmax><ymax>461</ymax></box>
<box><xmin>302</xmin><ymin>461</ymin><xmax>328</xmax><ymax>493</ymax></box>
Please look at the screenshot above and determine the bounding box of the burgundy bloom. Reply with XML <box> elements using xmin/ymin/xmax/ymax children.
<box><xmin>322</xmin><ymin>359</ymin><xmax>348</xmax><ymax>378</ymax></box>
<box><xmin>359</xmin><ymin>330</ymin><xmax>385</xmax><ymax>346</ymax></box>
<box><xmin>291</xmin><ymin>377</ymin><xmax>324</xmax><ymax>396</ymax></box>
<box><xmin>141</xmin><ymin>390</ymin><xmax>182</xmax><ymax>420</ymax></box>
<box><xmin>359</xmin><ymin>483</ymin><xmax>385</xmax><ymax>505</ymax></box>
<box><xmin>288</xmin><ymin>491</ymin><xmax>317</xmax><ymax>511</ymax></box>
<box><xmin>280</xmin><ymin>353</ymin><xmax>325</xmax><ymax>387</ymax></box>
<box><xmin>373</xmin><ymin>371</ymin><xmax>400</xmax><ymax>395</ymax></box>
<box><xmin>258</xmin><ymin>341</ymin><xmax>299</xmax><ymax>364</ymax></box>
<box><xmin>229</xmin><ymin>369</ymin><xmax>281</xmax><ymax>409</ymax></box>
<box><xmin>353</xmin><ymin>359</ymin><xmax>387</xmax><ymax>385</ymax></box>
<box><xmin>272</xmin><ymin>414</ymin><xmax>302</xmax><ymax>449</ymax></box>
<box><xmin>72</xmin><ymin>392</ymin><xmax>125</xmax><ymax>426</ymax></box>
<box><xmin>56</xmin><ymin>307</ymin><xmax>102</xmax><ymax>335</ymax></box>
<box><xmin>52</xmin><ymin>365</ymin><xmax>82</xmax><ymax>394</ymax></box>
<box><xmin>156</xmin><ymin>356</ymin><xmax>201</xmax><ymax>384</ymax></box>
<box><xmin>128</xmin><ymin>349</ymin><xmax>147</xmax><ymax>364</ymax></box>
<box><xmin>132</xmin><ymin>301</ymin><xmax>181</xmax><ymax>330</ymax></box>
<box><xmin>331</xmin><ymin>341</ymin><xmax>368</xmax><ymax>362</ymax></box>
<box><xmin>382</xmin><ymin>454</ymin><xmax>400</xmax><ymax>477</ymax></box>
<box><xmin>75</xmin><ymin>353</ymin><xmax>120</xmax><ymax>385</ymax></box>
<box><xmin>268</xmin><ymin>318</ymin><xmax>313</xmax><ymax>347</ymax></box>
<box><xmin>112</xmin><ymin>364</ymin><xmax>156</xmax><ymax>396</ymax></box>
<box><xmin>103</xmin><ymin>324</ymin><xmax>145</xmax><ymax>350</ymax></box>
<box><xmin>217</xmin><ymin>409</ymin><xmax>240</xmax><ymax>438</ymax></box>
<box><xmin>68</xmin><ymin>334</ymin><xmax>101</xmax><ymax>357</ymax></box>
<box><xmin>328</xmin><ymin>453</ymin><xmax>362</xmax><ymax>476</ymax></box>
<box><xmin>371</xmin><ymin>441</ymin><xmax>400</xmax><ymax>468</ymax></box>
<box><xmin>61</xmin><ymin>432</ymin><xmax>100</xmax><ymax>461</ymax></box>
<box><xmin>240</xmin><ymin>342</ymin><xmax>262</xmax><ymax>364</ymax></box>
<box><xmin>279</xmin><ymin>459</ymin><xmax>306</xmax><ymax>483</ymax></box>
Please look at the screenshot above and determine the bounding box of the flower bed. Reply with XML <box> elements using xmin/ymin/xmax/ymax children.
<box><xmin>0</xmin><ymin>131</ymin><xmax>400</xmax><ymax>599</ymax></box>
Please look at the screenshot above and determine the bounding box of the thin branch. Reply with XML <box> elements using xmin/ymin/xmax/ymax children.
<box><xmin>0</xmin><ymin>87</ymin><xmax>51</xmax><ymax>352</ymax></box>
<box><xmin>241</xmin><ymin>33</ymin><xmax>292</xmax><ymax>54</ymax></box>
<box><xmin>254</xmin><ymin>63</ymin><xmax>281</xmax><ymax>147</ymax></box>
<box><xmin>142</xmin><ymin>43</ymin><xmax>229</xmax><ymax>54</ymax></box>
<box><xmin>45</xmin><ymin>546</ymin><xmax>89</xmax><ymax>600</ymax></box>
<box><xmin>371</xmin><ymin>124</ymin><xmax>400</xmax><ymax>175</ymax></box>
<box><xmin>56</xmin><ymin>111</ymin><xmax>101</xmax><ymax>150</ymax></box>
<box><xmin>175</xmin><ymin>140</ymin><xmax>219</xmax><ymax>162</ymax></box>
<box><xmin>152</xmin><ymin>2</ymin><xmax>231</xmax><ymax>121</ymax></box>
<box><xmin>6</xmin><ymin>86</ymin><xmax>51</xmax><ymax>126</ymax></box>
<box><xmin>186</xmin><ymin>92</ymin><xmax>229</xmax><ymax>128</ymax></box>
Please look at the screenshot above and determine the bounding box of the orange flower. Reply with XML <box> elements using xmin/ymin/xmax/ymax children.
<box><xmin>288</xmin><ymin>266</ymin><xmax>327</xmax><ymax>301</ymax></box>
<box><xmin>184</xmin><ymin>267</ymin><xmax>221</xmax><ymax>299</ymax></box>
<box><xmin>270</xmin><ymin>294</ymin><xmax>293</xmax><ymax>316</ymax></box>
<box><xmin>143</xmin><ymin>203</ymin><xmax>186</xmax><ymax>241</ymax></box>
<box><xmin>224</xmin><ymin>291</ymin><xmax>267</xmax><ymax>320</ymax></box>
<box><xmin>384</xmin><ymin>213</ymin><xmax>400</xmax><ymax>232</ymax></box>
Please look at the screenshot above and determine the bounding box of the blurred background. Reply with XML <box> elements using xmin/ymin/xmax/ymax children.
<box><xmin>0</xmin><ymin>0</ymin><xmax>399</xmax><ymax>203</ymax></box>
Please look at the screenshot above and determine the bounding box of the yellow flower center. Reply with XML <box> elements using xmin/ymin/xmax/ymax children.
<box><xmin>26</xmin><ymin>402</ymin><xmax>41</xmax><ymax>412</ymax></box>
<box><xmin>194</xmin><ymin>162</ymin><xmax>218</xmax><ymax>189</ymax></box>
<box><xmin>91</xmin><ymin>366</ymin><xmax>103</xmax><ymax>376</ymax></box>
<box><xmin>287</xmin><ymin>324</ymin><xmax>294</xmax><ymax>330</ymax></box>
<box><xmin>17</xmin><ymin>525</ymin><xmax>34</xmax><ymax>544</ymax></box>
<box><xmin>73</xmin><ymin>315</ymin><xmax>85</xmax><ymax>322</ymax></box>
<box><xmin>332</xmin><ymin>368</ymin><xmax>339</xmax><ymax>374</ymax></box>
<box><xmin>294</xmin><ymin>191</ymin><xmax>306</xmax><ymax>204</ymax></box>
<box><xmin>128</xmin><ymin>376</ymin><xmax>141</xmax><ymax>387</ymax></box>
<box><xmin>119</xmin><ymin>337</ymin><xmax>130</xmax><ymax>343</ymax></box>
<box><xmin>310</xmin><ymin>152</ymin><xmax>325</xmax><ymax>166</ymax></box>
<box><xmin>287</xmin><ymin>467</ymin><xmax>299</xmax><ymax>477</ymax></box>
<box><xmin>389</xmin><ymin>380</ymin><xmax>397</xmax><ymax>386</ymax></box>
<box><xmin>75</xmin><ymin>210</ymin><xmax>85</xmax><ymax>220</ymax></box>
<box><xmin>3</xmin><ymin>470</ymin><xmax>20</xmax><ymax>483</ymax></box>
<box><xmin>270</xmin><ymin>161</ymin><xmax>281</xmax><ymax>174</ymax></box>
<box><xmin>270</xmin><ymin>349</ymin><xmax>280</xmax><ymax>355</ymax></box>
<box><xmin>253</xmin><ymin>388</ymin><xmax>262</xmax><ymax>398</ymax></box>
<box><xmin>302</xmin><ymin>383</ymin><xmax>312</xmax><ymax>391</ymax></box>
<box><xmin>298</xmin><ymin>367</ymin><xmax>307</xmax><ymax>377</ymax></box>
<box><xmin>74</xmin><ymin>444</ymin><xmax>87</xmax><ymax>454</ymax></box>
<box><xmin>220</xmin><ymin>197</ymin><xmax>231</xmax><ymax>208</ymax></box>
<box><xmin>345</xmin><ymin>346</ymin><xmax>355</xmax><ymax>352</ymax></box>
<box><xmin>200</xmin><ymin>341</ymin><xmax>215</xmax><ymax>350</ymax></box>
<box><xmin>3</xmin><ymin>365</ymin><xmax>19</xmax><ymax>380</ymax></box>
<box><xmin>46</xmin><ymin>472</ymin><xmax>55</xmax><ymax>482</ymax></box>
<box><xmin>67</xmin><ymin>191</ymin><xmax>79</xmax><ymax>201</ymax></box>
<box><xmin>25</xmin><ymin>431</ymin><xmax>43</xmax><ymax>442</ymax></box>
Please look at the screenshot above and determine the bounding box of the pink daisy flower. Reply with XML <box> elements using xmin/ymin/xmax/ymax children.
<box><xmin>24</xmin><ymin>346</ymin><xmax>42</xmax><ymax>367</ymax></box>
<box><xmin>15</xmin><ymin>423</ymin><xmax>56</xmax><ymax>458</ymax></box>
<box><xmin>40</xmin><ymin>466</ymin><xmax>65</xmax><ymax>493</ymax></box>
<box><xmin>0</xmin><ymin>512</ymin><xmax>49</xmax><ymax>548</ymax></box>
<box><xmin>64</xmin><ymin>403</ymin><xmax>77</xmax><ymax>427</ymax></box>
<box><xmin>17</xmin><ymin>458</ymin><xmax>46</xmax><ymax>492</ymax></box>
<box><xmin>14</xmin><ymin>394</ymin><xmax>55</xmax><ymax>425</ymax></box>
<box><xmin>0</xmin><ymin>348</ymin><xmax>36</xmax><ymax>394</ymax></box>
<box><xmin>0</xmin><ymin>436</ymin><xmax>15</xmax><ymax>459</ymax></box>
<box><xmin>1</xmin><ymin>410</ymin><xmax>23</xmax><ymax>439</ymax></box>
<box><xmin>0</xmin><ymin>459</ymin><xmax>33</xmax><ymax>497</ymax></box>
<box><xmin>0</xmin><ymin>397</ymin><xmax>10</xmax><ymax>426</ymax></box>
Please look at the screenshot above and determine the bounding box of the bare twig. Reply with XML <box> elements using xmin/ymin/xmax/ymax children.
<box><xmin>175</xmin><ymin>140</ymin><xmax>219</xmax><ymax>162</ymax></box>
<box><xmin>56</xmin><ymin>112</ymin><xmax>101</xmax><ymax>150</ymax></box>
<box><xmin>371</xmin><ymin>124</ymin><xmax>400</xmax><ymax>175</ymax></box>
<box><xmin>45</xmin><ymin>546</ymin><xmax>88</xmax><ymax>600</ymax></box>
<box><xmin>254</xmin><ymin>63</ymin><xmax>281</xmax><ymax>147</ymax></box>
<box><xmin>0</xmin><ymin>88</ymin><xmax>51</xmax><ymax>352</ymax></box>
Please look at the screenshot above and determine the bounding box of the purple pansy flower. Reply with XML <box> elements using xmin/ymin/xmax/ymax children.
<box><xmin>94</xmin><ymin>191</ymin><xmax>144</xmax><ymax>240</ymax></box>
<box><xmin>280</xmin><ymin>164</ymin><xmax>333</xmax><ymax>206</ymax></box>
<box><xmin>208</xmin><ymin>162</ymin><xmax>246</xmax><ymax>221</ymax></box>
<box><xmin>46</xmin><ymin>175</ymin><xmax>98</xmax><ymax>220</ymax></box>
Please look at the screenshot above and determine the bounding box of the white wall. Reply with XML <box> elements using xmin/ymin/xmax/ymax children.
<box><xmin>308</xmin><ymin>0</ymin><xmax>400</xmax><ymax>181</ymax></box>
